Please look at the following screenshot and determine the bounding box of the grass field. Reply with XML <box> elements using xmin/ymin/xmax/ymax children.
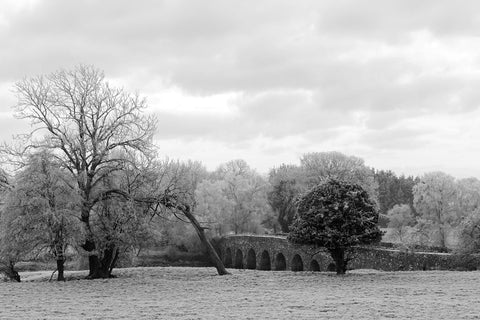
<box><xmin>1</xmin><ymin>267</ymin><xmax>479</xmax><ymax>319</ymax></box>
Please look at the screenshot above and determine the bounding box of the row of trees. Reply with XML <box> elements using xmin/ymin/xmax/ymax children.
<box><xmin>387</xmin><ymin>172</ymin><xmax>480</xmax><ymax>251</ymax></box>
<box><xmin>1</xmin><ymin>65</ymin><xmax>479</xmax><ymax>280</ymax></box>
<box><xmin>267</xmin><ymin>153</ymin><xmax>419</xmax><ymax>232</ymax></box>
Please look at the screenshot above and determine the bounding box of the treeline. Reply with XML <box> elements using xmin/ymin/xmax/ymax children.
<box><xmin>4</xmin><ymin>147</ymin><xmax>478</xmax><ymax>280</ymax></box>
<box><xmin>1</xmin><ymin>65</ymin><xmax>480</xmax><ymax>282</ymax></box>
<box><xmin>268</xmin><ymin>155</ymin><xmax>480</xmax><ymax>253</ymax></box>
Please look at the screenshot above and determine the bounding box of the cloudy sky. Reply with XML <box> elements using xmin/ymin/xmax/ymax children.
<box><xmin>1</xmin><ymin>0</ymin><xmax>480</xmax><ymax>178</ymax></box>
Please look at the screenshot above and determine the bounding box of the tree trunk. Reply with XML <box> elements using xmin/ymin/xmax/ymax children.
<box><xmin>81</xmin><ymin>237</ymin><xmax>100</xmax><ymax>278</ymax></box>
<box><xmin>182</xmin><ymin>207</ymin><xmax>230</xmax><ymax>275</ymax></box>
<box><xmin>1</xmin><ymin>261</ymin><xmax>21</xmax><ymax>282</ymax></box>
<box><xmin>278</xmin><ymin>209</ymin><xmax>289</xmax><ymax>233</ymax></box>
<box><xmin>82</xmin><ymin>239</ymin><xmax>112</xmax><ymax>279</ymax></box>
<box><xmin>109</xmin><ymin>248</ymin><xmax>120</xmax><ymax>276</ymax></box>
<box><xmin>439</xmin><ymin>225</ymin><xmax>446</xmax><ymax>249</ymax></box>
<box><xmin>56</xmin><ymin>258</ymin><xmax>65</xmax><ymax>281</ymax></box>
<box><xmin>53</xmin><ymin>240</ymin><xmax>66</xmax><ymax>281</ymax></box>
<box><xmin>80</xmin><ymin>217</ymin><xmax>112</xmax><ymax>279</ymax></box>
<box><xmin>87</xmin><ymin>244</ymin><xmax>117</xmax><ymax>279</ymax></box>
<box><xmin>329</xmin><ymin>248</ymin><xmax>347</xmax><ymax>275</ymax></box>
<box><xmin>55</xmin><ymin>243</ymin><xmax>65</xmax><ymax>281</ymax></box>
<box><xmin>101</xmin><ymin>243</ymin><xmax>118</xmax><ymax>277</ymax></box>
<box><xmin>80</xmin><ymin>208</ymin><xmax>103</xmax><ymax>278</ymax></box>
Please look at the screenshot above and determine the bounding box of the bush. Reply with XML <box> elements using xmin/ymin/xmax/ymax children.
<box><xmin>452</xmin><ymin>254</ymin><xmax>479</xmax><ymax>271</ymax></box>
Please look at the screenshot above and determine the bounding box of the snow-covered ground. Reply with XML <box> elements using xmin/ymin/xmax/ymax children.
<box><xmin>1</xmin><ymin>267</ymin><xmax>479</xmax><ymax>319</ymax></box>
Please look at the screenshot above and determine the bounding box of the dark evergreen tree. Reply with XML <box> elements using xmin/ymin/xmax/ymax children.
<box><xmin>288</xmin><ymin>179</ymin><xmax>382</xmax><ymax>274</ymax></box>
<box><xmin>375</xmin><ymin>170</ymin><xmax>419</xmax><ymax>226</ymax></box>
<box><xmin>268</xmin><ymin>164</ymin><xmax>303</xmax><ymax>233</ymax></box>
<box><xmin>267</xmin><ymin>180</ymin><xmax>299</xmax><ymax>233</ymax></box>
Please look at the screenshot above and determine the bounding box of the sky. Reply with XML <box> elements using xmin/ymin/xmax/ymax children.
<box><xmin>1</xmin><ymin>0</ymin><xmax>480</xmax><ymax>178</ymax></box>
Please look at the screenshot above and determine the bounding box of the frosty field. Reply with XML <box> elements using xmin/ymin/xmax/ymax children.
<box><xmin>1</xmin><ymin>267</ymin><xmax>479</xmax><ymax>319</ymax></box>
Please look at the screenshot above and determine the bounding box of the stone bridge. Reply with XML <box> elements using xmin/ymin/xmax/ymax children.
<box><xmin>217</xmin><ymin>235</ymin><xmax>334</xmax><ymax>272</ymax></box>
<box><xmin>216</xmin><ymin>235</ymin><xmax>470</xmax><ymax>272</ymax></box>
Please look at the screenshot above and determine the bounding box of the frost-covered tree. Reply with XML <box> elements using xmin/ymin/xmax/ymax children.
<box><xmin>457</xmin><ymin>211</ymin><xmax>480</xmax><ymax>253</ymax></box>
<box><xmin>150</xmin><ymin>159</ymin><xmax>229</xmax><ymax>275</ymax></box>
<box><xmin>457</xmin><ymin>178</ymin><xmax>480</xmax><ymax>216</ymax></box>
<box><xmin>386</xmin><ymin>204</ymin><xmax>415</xmax><ymax>243</ymax></box>
<box><xmin>9</xmin><ymin>65</ymin><xmax>156</xmax><ymax>278</ymax></box>
<box><xmin>413</xmin><ymin>172</ymin><xmax>459</xmax><ymax>248</ymax></box>
<box><xmin>1</xmin><ymin>151</ymin><xmax>79</xmax><ymax>281</ymax></box>
<box><xmin>456</xmin><ymin>178</ymin><xmax>480</xmax><ymax>253</ymax></box>
<box><xmin>300</xmin><ymin>152</ymin><xmax>378</xmax><ymax>204</ymax></box>
<box><xmin>195</xmin><ymin>180</ymin><xmax>234</xmax><ymax>236</ymax></box>
<box><xmin>196</xmin><ymin>160</ymin><xmax>271</xmax><ymax>235</ymax></box>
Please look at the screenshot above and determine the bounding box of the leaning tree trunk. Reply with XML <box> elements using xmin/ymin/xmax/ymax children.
<box><xmin>329</xmin><ymin>247</ymin><xmax>347</xmax><ymax>275</ymax></box>
<box><xmin>181</xmin><ymin>206</ymin><xmax>230</xmax><ymax>276</ymax></box>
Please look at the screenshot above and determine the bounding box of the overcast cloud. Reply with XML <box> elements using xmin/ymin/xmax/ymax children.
<box><xmin>1</xmin><ymin>0</ymin><xmax>480</xmax><ymax>177</ymax></box>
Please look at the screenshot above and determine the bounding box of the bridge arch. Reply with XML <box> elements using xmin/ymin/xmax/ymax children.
<box><xmin>246</xmin><ymin>248</ymin><xmax>256</xmax><ymax>269</ymax></box>
<box><xmin>291</xmin><ymin>254</ymin><xmax>304</xmax><ymax>271</ymax></box>
<box><xmin>234</xmin><ymin>249</ymin><xmax>244</xmax><ymax>269</ymax></box>
<box><xmin>218</xmin><ymin>235</ymin><xmax>337</xmax><ymax>273</ymax></box>
<box><xmin>310</xmin><ymin>259</ymin><xmax>320</xmax><ymax>272</ymax></box>
<box><xmin>274</xmin><ymin>253</ymin><xmax>286</xmax><ymax>271</ymax></box>
<box><xmin>259</xmin><ymin>250</ymin><xmax>271</xmax><ymax>270</ymax></box>
<box><xmin>224</xmin><ymin>248</ymin><xmax>232</xmax><ymax>268</ymax></box>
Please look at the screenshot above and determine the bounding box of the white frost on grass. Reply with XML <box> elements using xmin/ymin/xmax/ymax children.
<box><xmin>2</xmin><ymin>267</ymin><xmax>479</xmax><ymax>319</ymax></box>
<box><xmin>19</xmin><ymin>270</ymin><xmax>89</xmax><ymax>282</ymax></box>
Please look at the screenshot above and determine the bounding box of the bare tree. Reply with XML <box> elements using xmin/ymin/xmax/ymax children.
<box><xmin>413</xmin><ymin>172</ymin><xmax>459</xmax><ymax>248</ymax></box>
<box><xmin>106</xmin><ymin>159</ymin><xmax>230</xmax><ymax>275</ymax></box>
<box><xmin>146</xmin><ymin>160</ymin><xmax>230</xmax><ymax>275</ymax></box>
<box><xmin>10</xmin><ymin>65</ymin><xmax>156</xmax><ymax>278</ymax></box>
<box><xmin>300</xmin><ymin>151</ymin><xmax>378</xmax><ymax>203</ymax></box>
